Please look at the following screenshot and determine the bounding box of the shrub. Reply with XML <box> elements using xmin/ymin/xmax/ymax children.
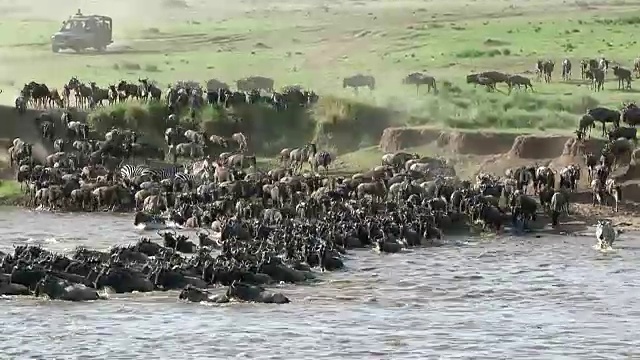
<box><xmin>144</xmin><ymin>64</ymin><xmax>160</xmax><ymax>72</ymax></box>
<box><xmin>455</xmin><ymin>49</ymin><xmax>486</xmax><ymax>58</ymax></box>
<box><xmin>83</xmin><ymin>84</ymin><xmax>593</xmax><ymax>156</ymax></box>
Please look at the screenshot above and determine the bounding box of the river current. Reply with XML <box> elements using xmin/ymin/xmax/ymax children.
<box><xmin>0</xmin><ymin>207</ymin><xmax>638</xmax><ymax>359</ymax></box>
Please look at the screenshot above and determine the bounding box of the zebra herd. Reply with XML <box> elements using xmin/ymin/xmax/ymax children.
<box><xmin>119</xmin><ymin>164</ymin><xmax>190</xmax><ymax>185</ymax></box>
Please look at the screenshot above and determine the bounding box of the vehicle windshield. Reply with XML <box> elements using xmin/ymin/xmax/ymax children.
<box><xmin>59</xmin><ymin>18</ymin><xmax>103</xmax><ymax>33</ymax></box>
<box><xmin>60</xmin><ymin>20</ymin><xmax>86</xmax><ymax>32</ymax></box>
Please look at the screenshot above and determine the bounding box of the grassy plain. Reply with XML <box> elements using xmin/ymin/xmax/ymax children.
<box><xmin>1</xmin><ymin>0</ymin><xmax>640</xmax><ymax>144</ymax></box>
<box><xmin>0</xmin><ymin>180</ymin><xmax>22</xmax><ymax>205</ymax></box>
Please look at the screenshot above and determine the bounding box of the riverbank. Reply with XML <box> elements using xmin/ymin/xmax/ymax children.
<box><xmin>0</xmin><ymin>180</ymin><xmax>25</xmax><ymax>206</ymax></box>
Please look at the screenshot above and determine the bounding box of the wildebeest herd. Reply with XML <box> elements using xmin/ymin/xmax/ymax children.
<box><xmin>460</xmin><ymin>56</ymin><xmax>636</xmax><ymax>93</ymax></box>
<box><xmin>12</xmin><ymin>55</ymin><xmax>640</xmax><ymax>122</ymax></box>
<box><xmin>1</xmin><ymin>67</ymin><xmax>628</xmax><ymax>303</ymax></box>
<box><xmin>16</xmin><ymin>76</ymin><xmax>319</xmax><ymax>114</ymax></box>
<box><xmin>3</xmin><ymin>119</ymin><xmax>622</xmax><ymax>302</ymax></box>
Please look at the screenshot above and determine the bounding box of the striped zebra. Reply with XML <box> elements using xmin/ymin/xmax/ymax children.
<box><xmin>141</xmin><ymin>165</ymin><xmax>185</xmax><ymax>181</ymax></box>
<box><xmin>175</xmin><ymin>172</ymin><xmax>201</xmax><ymax>190</ymax></box>
<box><xmin>120</xmin><ymin>164</ymin><xmax>149</xmax><ymax>181</ymax></box>
<box><xmin>176</xmin><ymin>172</ymin><xmax>195</xmax><ymax>183</ymax></box>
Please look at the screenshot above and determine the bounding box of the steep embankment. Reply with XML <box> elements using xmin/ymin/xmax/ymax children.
<box><xmin>0</xmin><ymin>105</ymin><xmax>87</xmax><ymax>169</ymax></box>
<box><xmin>0</xmin><ymin>105</ymin><xmax>50</xmax><ymax>164</ymax></box>
<box><xmin>378</xmin><ymin>126</ymin><xmax>640</xmax><ymax>202</ymax></box>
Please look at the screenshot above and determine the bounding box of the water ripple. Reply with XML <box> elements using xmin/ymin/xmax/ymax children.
<box><xmin>1</xmin><ymin>207</ymin><xmax>639</xmax><ymax>358</ymax></box>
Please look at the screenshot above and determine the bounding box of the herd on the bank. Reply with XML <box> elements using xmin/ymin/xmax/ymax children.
<box><xmin>3</xmin><ymin>67</ymin><xmax>627</xmax><ymax>303</ymax></box>
<box><xmin>3</xmin><ymin>115</ymin><xmax>621</xmax><ymax>302</ymax></box>
<box><xmin>463</xmin><ymin>57</ymin><xmax>638</xmax><ymax>93</ymax></box>
<box><xmin>15</xmin><ymin>76</ymin><xmax>320</xmax><ymax>113</ymax></box>
<box><xmin>14</xmin><ymin>55</ymin><xmax>640</xmax><ymax>115</ymax></box>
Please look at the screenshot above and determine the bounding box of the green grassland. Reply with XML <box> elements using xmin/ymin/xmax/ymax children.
<box><xmin>0</xmin><ymin>180</ymin><xmax>22</xmax><ymax>205</ymax></box>
<box><xmin>2</xmin><ymin>0</ymin><xmax>640</xmax><ymax>142</ymax></box>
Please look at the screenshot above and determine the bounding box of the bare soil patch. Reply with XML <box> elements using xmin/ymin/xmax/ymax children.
<box><xmin>379</xmin><ymin>127</ymin><xmax>516</xmax><ymax>154</ymax></box>
<box><xmin>378</xmin><ymin>125</ymin><xmax>640</xmax><ymax>231</ymax></box>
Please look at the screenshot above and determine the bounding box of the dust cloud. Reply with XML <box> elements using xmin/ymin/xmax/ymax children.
<box><xmin>0</xmin><ymin>0</ymin><xmax>245</xmax><ymax>26</ymax></box>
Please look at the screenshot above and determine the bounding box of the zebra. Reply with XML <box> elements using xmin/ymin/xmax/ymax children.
<box><xmin>175</xmin><ymin>172</ymin><xmax>195</xmax><ymax>183</ymax></box>
<box><xmin>120</xmin><ymin>164</ymin><xmax>149</xmax><ymax>181</ymax></box>
<box><xmin>141</xmin><ymin>165</ymin><xmax>185</xmax><ymax>181</ymax></box>
<box><xmin>175</xmin><ymin>172</ymin><xmax>200</xmax><ymax>191</ymax></box>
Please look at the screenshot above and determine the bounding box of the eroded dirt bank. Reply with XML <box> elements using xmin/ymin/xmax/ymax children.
<box><xmin>379</xmin><ymin>126</ymin><xmax>640</xmax><ymax>230</ymax></box>
<box><xmin>0</xmin><ymin>105</ymin><xmax>85</xmax><ymax>165</ymax></box>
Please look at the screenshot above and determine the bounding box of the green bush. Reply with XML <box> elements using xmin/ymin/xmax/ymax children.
<box><xmin>311</xmin><ymin>96</ymin><xmax>402</xmax><ymax>152</ymax></box>
<box><xmin>87</xmin><ymin>101</ymin><xmax>167</xmax><ymax>144</ymax></box>
<box><xmin>84</xmin><ymin>96</ymin><xmax>400</xmax><ymax>155</ymax></box>
<box><xmin>84</xmin><ymin>85</ymin><xmax>592</xmax><ymax>155</ymax></box>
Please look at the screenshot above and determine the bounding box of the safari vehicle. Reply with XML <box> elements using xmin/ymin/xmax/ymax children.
<box><xmin>50</xmin><ymin>11</ymin><xmax>113</xmax><ymax>53</ymax></box>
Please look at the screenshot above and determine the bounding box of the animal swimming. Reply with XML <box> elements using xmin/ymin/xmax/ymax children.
<box><xmin>595</xmin><ymin>219</ymin><xmax>616</xmax><ymax>249</ymax></box>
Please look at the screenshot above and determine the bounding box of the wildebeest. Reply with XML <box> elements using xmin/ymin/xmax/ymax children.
<box><xmin>138</xmin><ymin>78</ymin><xmax>162</xmax><ymax>102</ymax></box>
<box><xmin>580</xmin><ymin>58</ymin><xmax>598</xmax><ymax>79</ymax></box>
<box><xmin>15</xmin><ymin>96</ymin><xmax>26</xmax><ymax>114</ymax></box>
<box><xmin>599</xmin><ymin>57</ymin><xmax>610</xmax><ymax>73</ymax></box>
<box><xmin>585</xmin><ymin>68</ymin><xmax>605</xmax><ymax>92</ymax></box>
<box><xmin>507</xmin><ymin>166</ymin><xmax>534</xmax><ymax>194</ymax></box>
<box><xmin>612</xmin><ymin>65</ymin><xmax>632</xmax><ymax>90</ymax></box>
<box><xmin>468</xmin><ymin>71</ymin><xmax>509</xmax><ymax>91</ymax></box>
<box><xmin>169</xmin><ymin>143</ymin><xmax>205</xmax><ymax>161</ymax></box>
<box><xmin>40</xmin><ymin>121</ymin><xmax>55</xmax><ymax>142</ymax></box>
<box><xmin>577</xmin><ymin>114</ymin><xmax>596</xmax><ymax>139</ymax></box>
<box><xmin>506</xmin><ymin>75</ymin><xmax>533</xmax><ymax>94</ymax></box>
<box><xmin>562</xmin><ymin>59</ymin><xmax>572</xmax><ymax>81</ymax></box>
<box><xmin>307</xmin><ymin>143</ymin><xmax>333</xmax><ymax>174</ymax></box>
<box><xmin>402</xmin><ymin>72</ymin><xmax>437</xmax><ymax>94</ymax></box>
<box><xmin>205</xmin><ymin>78</ymin><xmax>230</xmax><ymax>91</ymax></box>
<box><xmin>603</xmin><ymin>138</ymin><xmax>634</xmax><ymax>170</ymax></box>
<box><xmin>559</xmin><ymin>165</ymin><xmax>580</xmax><ymax>192</ymax></box>
<box><xmin>479</xmin><ymin>71</ymin><xmax>509</xmax><ymax>85</ymax></box>
<box><xmin>583</xmin><ymin>152</ymin><xmax>598</xmax><ymax>183</ymax></box>
<box><xmin>382</xmin><ymin>152</ymin><xmax>418</xmax><ymax>172</ymax></box>
<box><xmin>605</xmin><ymin>178</ymin><xmax>622</xmax><ymax>212</ymax></box>
<box><xmin>621</xmin><ymin>102</ymin><xmax>640</xmax><ymax>126</ymax></box>
<box><xmin>184</xmin><ymin>130</ymin><xmax>205</xmax><ymax>144</ymax></box>
<box><xmin>608</xmin><ymin>126</ymin><xmax>637</xmax><ymax>143</ymax></box>
<box><xmin>466</xmin><ymin>73</ymin><xmax>501</xmax><ymax>91</ymax></box>
<box><xmin>591</xmin><ymin>178</ymin><xmax>606</xmax><ymax>208</ymax></box>
<box><xmin>231</xmin><ymin>132</ymin><xmax>248</xmax><ymax>153</ymax></box>
<box><xmin>586</xmin><ymin>107</ymin><xmax>620</xmax><ymax>136</ymax></box>
<box><xmin>634</xmin><ymin>58</ymin><xmax>640</xmax><ymax>78</ymax></box>
<box><xmin>550</xmin><ymin>190</ymin><xmax>569</xmax><ymax>226</ymax></box>
<box><xmin>343</xmin><ymin>74</ymin><xmax>375</xmax><ymax>93</ymax></box>
<box><xmin>595</xmin><ymin>219</ymin><xmax>616</xmax><ymax>249</ymax></box>
<box><xmin>236</xmin><ymin>76</ymin><xmax>275</xmax><ymax>93</ymax></box>
<box><xmin>537</xmin><ymin>60</ymin><xmax>554</xmax><ymax>83</ymax></box>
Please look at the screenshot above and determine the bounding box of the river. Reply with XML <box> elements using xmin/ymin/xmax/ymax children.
<box><xmin>0</xmin><ymin>207</ymin><xmax>638</xmax><ymax>359</ymax></box>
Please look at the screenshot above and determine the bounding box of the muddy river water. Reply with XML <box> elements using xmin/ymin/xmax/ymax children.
<box><xmin>0</xmin><ymin>207</ymin><xmax>638</xmax><ymax>359</ymax></box>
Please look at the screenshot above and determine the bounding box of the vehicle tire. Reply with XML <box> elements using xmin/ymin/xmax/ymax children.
<box><xmin>51</xmin><ymin>44</ymin><xmax>60</xmax><ymax>53</ymax></box>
